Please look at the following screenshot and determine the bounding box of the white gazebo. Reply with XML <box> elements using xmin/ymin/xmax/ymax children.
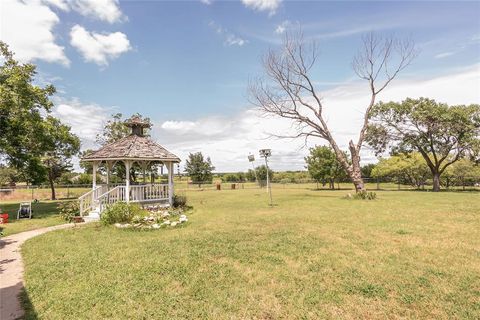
<box><xmin>79</xmin><ymin>116</ymin><xmax>180</xmax><ymax>218</ymax></box>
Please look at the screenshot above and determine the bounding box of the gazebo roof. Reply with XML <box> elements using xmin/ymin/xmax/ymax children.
<box><xmin>82</xmin><ymin>116</ymin><xmax>180</xmax><ymax>163</ymax></box>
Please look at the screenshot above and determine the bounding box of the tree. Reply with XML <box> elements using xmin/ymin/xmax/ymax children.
<box><xmin>371</xmin><ymin>153</ymin><xmax>430</xmax><ymax>188</ymax></box>
<box><xmin>249</xmin><ymin>31</ymin><xmax>417</xmax><ymax>192</ymax></box>
<box><xmin>361</xmin><ymin>163</ymin><xmax>376</xmax><ymax>179</ymax></box>
<box><xmin>445</xmin><ymin>158</ymin><xmax>480</xmax><ymax>190</ymax></box>
<box><xmin>305</xmin><ymin>146</ymin><xmax>346</xmax><ymax>189</ymax></box>
<box><xmin>246</xmin><ymin>169</ymin><xmax>256</xmax><ymax>182</ymax></box>
<box><xmin>0</xmin><ymin>165</ymin><xmax>18</xmax><ymax>186</ymax></box>
<box><xmin>0</xmin><ymin>42</ymin><xmax>55</xmax><ymax>179</ymax></box>
<box><xmin>96</xmin><ymin>113</ymin><xmax>151</xmax><ymax>145</ymax></box>
<box><xmin>255</xmin><ymin>165</ymin><xmax>274</xmax><ymax>187</ymax></box>
<box><xmin>79</xmin><ymin>149</ymin><xmax>94</xmax><ymax>173</ymax></box>
<box><xmin>184</xmin><ymin>152</ymin><xmax>215</xmax><ymax>186</ymax></box>
<box><xmin>41</xmin><ymin>116</ymin><xmax>80</xmax><ymax>200</ymax></box>
<box><xmin>0</xmin><ymin>42</ymin><xmax>80</xmax><ymax>192</ymax></box>
<box><xmin>366</xmin><ymin>98</ymin><xmax>480</xmax><ymax>191</ymax></box>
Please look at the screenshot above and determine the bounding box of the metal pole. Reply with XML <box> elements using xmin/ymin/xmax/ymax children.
<box><xmin>251</xmin><ymin>162</ymin><xmax>259</xmax><ymax>186</ymax></box>
<box><xmin>265</xmin><ymin>156</ymin><xmax>272</xmax><ymax>206</ymax></box>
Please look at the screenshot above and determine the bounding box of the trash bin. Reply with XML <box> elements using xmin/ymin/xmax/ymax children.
<box><xmin>231</xmin><ymin>184</ymin><xmax>236</xmax><ymax>190</ymax></box>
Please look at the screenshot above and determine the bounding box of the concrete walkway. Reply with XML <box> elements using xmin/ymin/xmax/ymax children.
<box><xmin>0</xmin><ymin>223</ymin><xmax>82</xmax><ymax>320</ymax></box>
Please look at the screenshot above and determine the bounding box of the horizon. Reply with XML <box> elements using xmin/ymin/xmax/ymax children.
<box><xmin>1</xmin><ymin>0</ymin><xmax>479</xmax><ymax>172</ymax></box>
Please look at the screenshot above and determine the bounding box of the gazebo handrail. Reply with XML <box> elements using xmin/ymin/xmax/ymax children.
<box><xmin>79</xmin><ymin>185</ymin><xmax>104</xmax><ymax>216</ymax></box>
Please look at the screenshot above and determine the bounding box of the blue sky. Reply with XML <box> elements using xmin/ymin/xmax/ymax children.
<box><xmin>1</xmin><ymin>0</ymin><xmax>480</xmax><ymax>171</ymax></box>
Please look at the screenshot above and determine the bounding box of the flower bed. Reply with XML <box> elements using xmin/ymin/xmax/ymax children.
<box><xmin>113</xmin><ymin>207</ymin><xmax>188</xmax><ymax>230</ymax></box>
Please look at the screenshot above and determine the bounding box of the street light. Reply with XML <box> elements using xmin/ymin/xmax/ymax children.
<box><xmin>259</xmin><ymin>149</ymin><xmax>273</xmax><ymax>206</ymax></box>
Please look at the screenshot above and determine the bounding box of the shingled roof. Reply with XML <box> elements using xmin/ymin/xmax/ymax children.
<box><xmin>82</xmin><ymin>116</ymin><xmax>180</xmax><ymax>162</ymax></box>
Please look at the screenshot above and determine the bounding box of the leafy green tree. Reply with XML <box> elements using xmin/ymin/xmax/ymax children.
<box><xmin>0</xmin><ymin>42</ymin><xmax>55</xmax><ymax>179</ymax></box>
<box><xmin>367</xmin><ymin>98</ymin><xmax>480</xmax><ymax>191</ymax></box>
<box><xmin>41</xmin><ymin>116</ymin><xmax>80</xmax><ymax>199</ymax></box>
<box><xmin>255</xmin><ymin>165</ymin><xmax>274</xmax><ymax>187</ymax></box>
<box><xmin>305</xmin><ymin>146</ymin><xmax>347</xmax><ymax>189</ymax></box>
<box><xmin>184</xmin><ymin>152</ymin><xmax>215</xmax><ymax>186</ymax></box>
<box><xmin>361</xmin><ymin>163</ymin><xmax>376</xmax><ymax>179</ymax></box>
<box><xmin>445</xmin><ymin>158</ymin><xmax>480</xmax><ymax>190</ymax></box>
<box><xmin>0</xmin><ymin>165</ymin><xmax>18</xmax><ymax>186</ymax></box>
<box><xmin>0</xmin><ymin>42</ymin><xmax>80</xmax><ymax>193</ymax></box>
<box><xmin>371</xmin><ymin>153</ymin><xmax>430</xmax><ymax>188</ymax></box>
<box><xmin>245</xmin><ymin>169</ymin><xmax>256</xmax><ymax>182</ymax></box>
<box><xmin>96</xmin><ymin>112</ymin><xmax>151</xmax><ymax>145</ymax></box>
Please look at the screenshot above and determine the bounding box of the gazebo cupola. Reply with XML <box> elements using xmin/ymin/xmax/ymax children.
<box><xmin>79</xmin><ymin>115</ymin><xmax>181</xmax><ymax>218</ymax></box>
<box><xmin>125</xmin><ymin>115</ymin><xmax>150</xmax><ymax>136</ymax></box>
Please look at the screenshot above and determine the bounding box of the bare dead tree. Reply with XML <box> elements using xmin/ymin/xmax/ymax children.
<box><xmin>249</xmin><ymin>30</ymin><xmax>417</xmax><ymax>192</ymax></box>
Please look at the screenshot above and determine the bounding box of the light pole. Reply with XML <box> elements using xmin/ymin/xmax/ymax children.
<box><xmin>259</xmin><ymin>149</ymin><xmax>272</xmax><ymax>206</ymax></box>
<box><xmin>248</xmin><ymin>154</ymin><xmax>259</xmax><ymax>185</ymax></box>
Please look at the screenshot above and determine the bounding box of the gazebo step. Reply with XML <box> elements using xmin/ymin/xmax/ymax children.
<box><xmin>83</xmin><ymin>210</ymin><xmax>100</xmax><ymax>222</ymax></box>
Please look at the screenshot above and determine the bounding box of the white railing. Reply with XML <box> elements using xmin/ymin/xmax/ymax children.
<box><xmin>129</xmin><ymin>184</ymin><xmax>169</xmax><ymax>202</ymax></box>
<box><xmin>97</xmin><ymin>186</ymin><xmax>126</xmax><ymax>213</ymax></box>
<box><xmin>78</xmin><ymin>183</ymin><xmax>169</xmax><ymax>216</ymax></box>
<box><xmin>79</xmin><ymin>185</ymin><xmax>105</xmax><ymax>216</ymax></box>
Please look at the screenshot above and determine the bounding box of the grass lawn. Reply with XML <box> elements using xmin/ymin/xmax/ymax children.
<box><xmin>0</xmin><ymin>201</ymin><xmax>66</xmax><ymax>237</ymax></box>
<box><xmin>21</xmin><ymin>188</ymin><xmax>480</xmax><ymax>319</ymax></box>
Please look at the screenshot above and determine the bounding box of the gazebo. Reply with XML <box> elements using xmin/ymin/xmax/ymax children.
<box><xmin>79</xmin><ymin>116</ymin><xmax>180</xmax><ymax>218</ymax></box>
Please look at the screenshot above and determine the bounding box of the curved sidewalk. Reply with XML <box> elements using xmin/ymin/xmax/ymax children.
<box><xmin>0</xmin><ymin>223</ymin><xmax>80</xmax><ymax>320</ymax></box>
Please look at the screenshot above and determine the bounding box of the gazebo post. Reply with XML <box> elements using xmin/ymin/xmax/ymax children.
<box><xmin>168</xmin><ymin>162</ymin><xmax>174</xmax><ymax>206</ymax></box>
<box><xmin>125</xmin><ymin>160</ymin><xmax>131</xmax><ymax>203</ymax></box>
<box><xmin>105</xmin><ymin>161</ymin><xmax>111</xmax><ymax>187</ymax></box>
<box><xmin>91</xmin><ymin>161</ymin><xmax>99</xmax><ymax>208</ymax></box>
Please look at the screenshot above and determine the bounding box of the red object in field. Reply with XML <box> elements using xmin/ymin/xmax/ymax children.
<box><xmin>0</xmin><ymin>213</ymin><xmax>9</xmax><ymax>224</ymax></box>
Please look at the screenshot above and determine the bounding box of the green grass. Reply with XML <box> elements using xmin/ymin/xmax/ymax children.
<box><xmin>21</xmin><ymin>189</ymin><xmax>480</xmax><ymax>319</ymax></box>
<box><xmin>0</xmin><ymin>201</ymin><xmax>66</xmax><ymax>236</ymax></box>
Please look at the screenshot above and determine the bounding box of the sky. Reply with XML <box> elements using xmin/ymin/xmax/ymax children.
<box><xmin>1</xmin><ymin>0</ymin><xmax>479</xmax><ymax>172</ymax></box>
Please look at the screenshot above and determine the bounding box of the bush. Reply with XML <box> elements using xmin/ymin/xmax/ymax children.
<box><xmin>58</xmin><ymin>201</ymin><xmax>80</xmax><ymax>222</ymax></box>
<box><xmin>173</xmin><ymin>194</ymin><xmax>187</xmax><ymax>208</ymax></box>
<box><xmin>352</xmin><ymin>191</ymin><xmax>377</xmax><ymax>200</ymax></box>
<box><xmin>100</xmin><ymin>202</ymin><xmax>146</xmax><ymax>225</ymax></box>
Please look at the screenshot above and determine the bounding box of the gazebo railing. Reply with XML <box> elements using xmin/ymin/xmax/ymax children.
<box><xmin>97</xmin><ymin>186</ymin><xmax>126</xmax><ymax>213</ymax></box>
<box><xmin>129</xmin><ymin>184</ymin><xmax>169</xmax><ymax>202</ymax></box>
<box><xmin>79</xmin><ymin>185</ymin><xmax>105</xmax><ymax>216</ymax></box>
<box><xmin>79</xmin><ymin>183</ymin><xmax>170</xmax><ymax>216</ymax></box>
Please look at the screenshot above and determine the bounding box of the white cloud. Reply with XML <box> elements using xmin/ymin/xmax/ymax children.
<box><xmin>208</xmin><ymin>21</ymin><xmax>248</xmax><ymax>47</ymax></box>
<box><xmin>52</xmin><ymin>97</ymin><xmax>114</xmax><ymax>149</ymax></box>
<box><xmin>434</xmin><ymin>51</ymin><xmax>456</xmax><ymax>59</ymax></box>
<box><xmin>42</xmin><ymin>0</ymin><xmax>69</xmax><ymax>11</ymax></box>
<box><xmin>153</xmin><ymin>65</ymin><xmax>480</xmax><ymax>172</ymax></box>
<box><xmin>70</xmin><ymin>25</ymin><xmax>131</xmax><ymax>66</ymax></box>
<box><xmin>275</xmin><ymin>20</ymin><xmax>290</xmax><ymax>34</ymax></box>
<box><xmin>0</xmin><ymin>0</ymin><xmax>70</xmax><ymax>66</ymax></box>
<box><xmin>242</xmin><ymin>0</ymin><xmax>281</xmax><ymax>15</ymax></box>
<box><xmin>71</xmin><ymin>0</ymin><xmax>124</xmax><ymax>23</ymax></box>
<box><xmin>200</xmin><ymin>0</ymin><xmax>212</xmax><ymax>4</ymax></box>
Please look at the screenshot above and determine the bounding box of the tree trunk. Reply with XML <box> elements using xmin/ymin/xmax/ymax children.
<box><xmin>329</xmin><ymin>178</ymin><xmax>334</xmax><ymax>190</ymax></box>
<box><xmin>329</xmin><ymin>140</ymin><xmax>366</xmax><ymax>192</ymax></box>
<box><xmin>349</xmin><ymin>141</ymin><xmax>366</xmax><ymax>192</ymax></box>
<box><xmin>432</xmin><ymin>172</ymin><xmax>441</xmax><ymax>192</ymax></box>
<box><xmin>49</xmin><ymin>170</ymin><xmax>56</xmax><ymax>200</ymax></box>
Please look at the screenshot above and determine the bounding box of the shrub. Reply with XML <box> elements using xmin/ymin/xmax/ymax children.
<box><xmin>173</xmin><ymin>194</ymin><xmax>187</xmax><ymax>208</ymax></box>
<box><xmin>58</xmin><ymin>201</ymin><xmax>80</xmax><ymax>222</ymax></box>
<box><xmin>100</xmin><ymin>202</ymin><xmax>146</xmax><ymax>225</ymax></box>
<box><xmin>352</xmin><ymin>190</ymin><xmax>377</xmax><ymax>200</ymax></box>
